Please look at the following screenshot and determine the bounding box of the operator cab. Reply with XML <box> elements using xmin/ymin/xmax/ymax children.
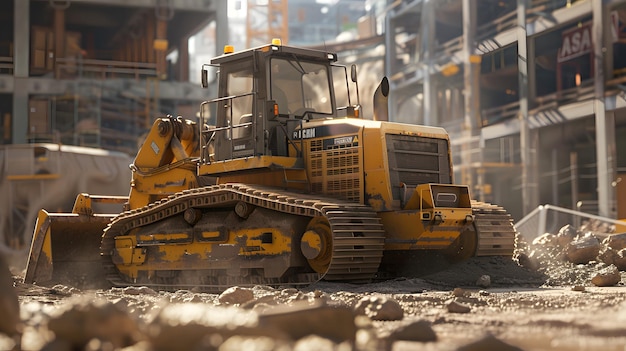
<box><xmin>199</xmin><ymin>40</ymin><xmax>360</xmax><ymax>163</ymax></box>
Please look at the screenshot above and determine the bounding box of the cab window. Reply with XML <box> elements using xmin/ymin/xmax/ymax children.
<box><xmin>270</xmin><ymin>58</ymin><xmax>332</xmax><ymax>118</ymax></box>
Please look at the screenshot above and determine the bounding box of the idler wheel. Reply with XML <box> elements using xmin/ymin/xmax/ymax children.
<box><xmin>234</xmin><ymin>201</ymin><xmax>255</xmax><ymax>219</ymax></box>
<box><xmin>302</xmin><ymin>216</ymin><xmax>332</xmax><ymax>274</ymax></box>
<box><xmin>183</xmin><ymin>208</ymin><xmax>203</xmax><ymax>225</ymax></box>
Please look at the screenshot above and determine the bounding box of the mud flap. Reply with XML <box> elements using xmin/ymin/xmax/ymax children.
<box><xmin>24</xmin><ymin>209</ymin><xmax>115</xmax><ymax>289</ymax></box>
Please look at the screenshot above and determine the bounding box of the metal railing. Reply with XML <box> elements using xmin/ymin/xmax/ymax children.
<box><xmin>55</xmin><ymin>57</ymin><xmax>157</xmax><ymax>80</ymax></box>
<box><xmin>515</xmin><ymin>204</ymin><xmax>625</xmax><ymax>241</ymax></box>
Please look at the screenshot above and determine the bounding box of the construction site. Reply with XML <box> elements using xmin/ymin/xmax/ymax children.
<box><xmin>1</xmin><ymin>1</ymin><xmax>626</xmax><ymax>350</ymax></box>
<box><xmin>1</xmin><ymin>0</ymin><xmax>626</xmax><ymax>251</ymax></box>
<box><xmin>0</xmin><ymin>0</ymin><xmax>623</xmax><ymax>254</ymax></box>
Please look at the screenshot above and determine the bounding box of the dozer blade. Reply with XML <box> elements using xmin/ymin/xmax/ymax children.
<box><xmin>24</xmin><ymin>209</ymin><xmax>116</xmax><ymax>289</ymax></box>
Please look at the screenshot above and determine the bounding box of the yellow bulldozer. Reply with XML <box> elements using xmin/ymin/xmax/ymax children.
<box><xmin>24</xmin><ymin>40</ymin><xmax>516</xmax><ymax>291</ymax></box>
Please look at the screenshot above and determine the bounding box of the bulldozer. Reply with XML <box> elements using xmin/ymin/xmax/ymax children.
<box><xmin>24</xmin><ymin>40</ymin><xmax>516</xmax><ymax>292</ymax></box>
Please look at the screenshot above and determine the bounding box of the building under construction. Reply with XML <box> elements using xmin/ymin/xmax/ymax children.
<box><xmin>1</xmin><ymin>0</ymin><xmax>227</xmax><ymax>154</ymax></box>
<box><xmin>371</xmin><ymin>0</ymin><xmax>626</xmax><ymax>221</ymax></box>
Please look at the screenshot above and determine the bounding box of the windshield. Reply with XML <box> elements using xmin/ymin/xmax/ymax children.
<box><xmin>270</xmin><ymin>58</ymin><xmax>333</xmax><ymax>118</ymax></box>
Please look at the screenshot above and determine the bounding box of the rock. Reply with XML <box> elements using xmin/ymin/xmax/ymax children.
<box><xmin>47</xmin><ymin>296</ymin><xmax>143</xmax><ymax>349</ymax></box>
<box><xmin>457</xmin><ymin>334</ymin><xmax>524</xmax><ymax>351</ymax></box>
<box><xmin>566</xmin><ymin>232</ymin><xmax>600</xmax><ymax>264</ymax></box>
<box><xmin>50</xmin><ymin>285</ymin><xmax>79</xmax><ymax>297</ymax></box>
<box><xmin>122</xmin><ymin>286</ymin><xmax>158</xmax><ymax>296</ymax></box>
<box><xmin>0</xmin><ymin>254</ymin><xmax>19</xmax><ymax>336</ymax></box>
<box><xmin>614</xmin><ymin>249</ymin><xmax>626</xmax><ymax>271</ymax></box>
<box><xmin>354</xmin><ymin>315</ymin><xmax>382</xmax><ymax>351</ymax></box>
<box><xmin>259</xmin><ymin>300</ymin><xmax>356</xmax><ymax>342</ymax></box>
<box><xmin>532</xmin><ymin>233</ymin><xmax>558</xmax><ymax>247</ymax></box>
<box><xmin>219</xmin><ymin>335</ymin><xmax>292</xmax><ymax>351</ymax></box>
<box><xmin>476</xmin><ymin>275</ymin><xmax>491</xmax><ymax>288</ymax></box>
<box><xmin>599</xmin><ymin>246</ymin><xmax>626</xmax><ymax>271</ymax></box>
<box><xmin>591</xmin><ymin>265</ymin><xmax>622</xmax><ymax>287</ymax></box>
<box><xmin>556</xmin><ymin>224</ymin><xmax>578</xmax><ymax>247</ymax></box>
<box><xmin>280</xmin><ymin>288</ymin><xmax>299</xmax><ymax>296</ymax></box>
<box><xmin>218</xmin><ymin>286</ymin><xmax>255</xmax><ymax>305</ymax></box>
<box><xmin>0</xmin><ymin>333</ymin><xmax>16</xmax><ymax>351</ymax></box>
<box><xmin>241</xmin><ymin>295</ymin><xmax>278</xmax><ymax>310</ymax></box>
<box><xmin>388</xmin><ymin>319</ymin><xmax>437</xmax><ymax>342</ymax></box>
<box><xmin>452</xmin><ymin>288</ymin><xmax>469</xmax><ymax>297</ymax></box>
<box><xmin>603</xmin><ymin>233</ymin><xmax>626</xmax><ymax>251</ymax></box>
<box><xmin>446</xmin><ymin>300</ymin><xmax>471</xmax><ymax>314</ymax></box>
<box><xmin>147</xmin><ymin>303</ymin><xmax>281</xmax><ymax>351</ymax></box>
<box><xmin>353</xmin><ymin>295</ymin><xmax>404</xmax><ymax>321</ymax></box>
<box><xmin>571</xmin><ymin>285</ymin><xmax>586</xmax><ymax>292</ymax></box>
<box><xmin>293</xmin><ymin>335</ymin><xmax>350</xmax><ymax>351</ymax></box>
<box><xmin>580</xmin><ymin>220</ymin><xmax>613</xmax><ymax>235</ymax></box>
<box><xmin>598</xmin><ymin>246</ymin><xmax>618</xmax><ymax>266</ymax></box>
<box><xmin>515</xmin><ymin>252</ymin><xmax>540</xmax><ymax>271</ymax></box>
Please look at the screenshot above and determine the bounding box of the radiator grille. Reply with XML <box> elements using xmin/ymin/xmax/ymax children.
<box><xmin>308</xmin><ymin>139</ymin><xmax>363</xmax><ymax>202</ymax></box>
<box><xmin>386</xmin><ymin>134</ymin><xmax>451</xmax><ymax>201</ymax></box>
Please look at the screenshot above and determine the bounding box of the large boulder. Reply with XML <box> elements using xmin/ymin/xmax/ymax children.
<box><xmin>258</xmin><ymin>300</ymin><xmax>357</xmax><ymax>342</ymax></box>
<box><xmin>602</xmin><ymin>232</ymin><xmax>626</xmax><ymax>251</ymax></box>
<box><xmin>218</xmin><ymin>286</ymin><xmax>255</xmax><ymax>305</ymax></box>
<box><xmin>566</xmin><ymin>232</ymin><xmax>601</xmax><ymax>264</ymax></box>
<box><xmin>46</xmin><ymin>296</ymin><xmax>143</xmax><ymax>349</ymax></box>
<box><xmin>354</xmin><ymin>295</ymin><xmax>404</xmax><ymax>321</ymax></box>
<box><xmin>147</xmin><ymin>303</ymin><xmax>280</xmax><ymax>351</ymax></box>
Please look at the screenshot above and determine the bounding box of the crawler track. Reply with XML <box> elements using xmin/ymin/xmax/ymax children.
<box><xmin>100</xmin><ymin>183</ymin><xmax>386</xmax><ymax>292</ymax></box>
<box><xmin>472</xmin><ymin>201</ymin><xmax>517</xmax><ymax>256</ymax></box>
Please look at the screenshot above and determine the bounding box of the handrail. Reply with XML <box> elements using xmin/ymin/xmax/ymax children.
<box><xmin>55</xmin><ymin>57</ymin><xmax>157</xmax><ymax>79</ymax></box>
<box><xmin>200</xmin><ymin>92</ymin><xmax>258</xmax><ymax>163</ymax></box>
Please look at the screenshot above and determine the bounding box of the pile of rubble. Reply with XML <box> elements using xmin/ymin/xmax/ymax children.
<box><xmin>515</xmin><ymin>221</ymin><xmax>626</xmax><ymax>287</ymax></box>
<box><xmin>1</xmin><ymin>280</ymin><xmax>531</xmax><ymax>351</ymax></box>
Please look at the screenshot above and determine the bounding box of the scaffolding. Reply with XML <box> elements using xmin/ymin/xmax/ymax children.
<box><xmin>246</xmin><ymin>0</ymin><xmax>289</xmax><ymax>47</ymax></box>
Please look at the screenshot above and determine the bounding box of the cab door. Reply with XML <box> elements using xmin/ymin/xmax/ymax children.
<box><xmin>214</xmin><ymin>61</ymin><xmax>256</xmax><ymax>160</ymax></box>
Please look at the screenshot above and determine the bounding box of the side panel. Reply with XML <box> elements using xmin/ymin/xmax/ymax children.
<box><xmin>378</xmin><ymin>211</ymin><xmax>464</xmax><ymax>250</ymax></box>
<box><xmin>362</xmin><ymin>126</ymin><xmax>393</xmax><ymax>211</ymax></box>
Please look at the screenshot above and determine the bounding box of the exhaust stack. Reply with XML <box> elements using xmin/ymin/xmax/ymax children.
<box><xmin>373</xmin><ymin>77</ymin><xmax>389</xmax><ymax>122</ymax></box>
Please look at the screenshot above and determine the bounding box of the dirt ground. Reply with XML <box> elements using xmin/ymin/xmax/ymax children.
<box><xmin>5</xmin><ymin>253</ymin><xmax>626</xmax><ymax>351</ymax></box>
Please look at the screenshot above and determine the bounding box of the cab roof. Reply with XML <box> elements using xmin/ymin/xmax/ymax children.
<box><xmin>210</xmin><ymin>43</ymin><xmax>338</xmax><ymax>65</ymax></box>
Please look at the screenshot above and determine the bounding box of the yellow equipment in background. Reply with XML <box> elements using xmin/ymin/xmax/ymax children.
<box><xmin>24</xmin><ymin>41</ymin><xmax>516</xmax><ymax>291</ymax></box>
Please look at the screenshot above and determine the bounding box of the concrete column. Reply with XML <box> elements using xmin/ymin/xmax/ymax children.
<box><xmin>12</xmin><ymin>0</ymin><xmax>29</xmax><ymax>144</ymax></box>
<box><xmin>593</xmin><ymin>0</ymin><xmax>617</xmax><ymax>218</ymax></box>
<box><xmin>518</xmin><ymin>0</ymin><xmax>534</xmax><ymax>215</ymax></box>
<box><xmin>462</xmin><ymin>0</ymin><xmax>479</xmax><ymax>131</ymax></box>
<box><xmin>215</xmin><ymin>0</ymin><xmax>229</xmax><ymax>57</ymax></box>
<box><xmin>421</xmin><ymin>0</ymin><xmax>437</xmax><ymax>126</ymax></box>
<box><xmin>462</xmin><ymin>0</ymin><xmax>479</xmax><ymax>193</ymax></box>
<box><xmin>527</xmin><ymin>33</ymin><xmax>537</xmax><ymax>103</ymax></box>
<box><xmin>179</xmin><ymin>36</ymin><xmax>189</xmax><ymax>82</ymax></box>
